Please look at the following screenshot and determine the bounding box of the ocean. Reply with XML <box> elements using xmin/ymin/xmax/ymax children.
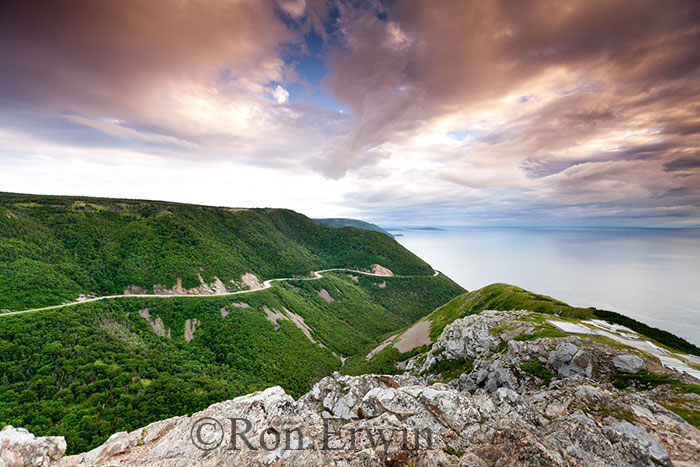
<box><xmin>394</xmin><ymin>227</ymin><xmax>700</xmax><ymax>347</ymax></box>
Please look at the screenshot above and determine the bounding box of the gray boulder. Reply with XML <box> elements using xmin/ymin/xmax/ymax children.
<box><xmin>474</xmin><ymin>359</ymin><xmax>518</xmax><ymax>393</ymax></box>
<box><xmin>606</xmin><ymin>421</ymin><xmax>671</xmax><ymax>466</ymax></box>
<box><xmin>546</xmin><ymin>342</ymin><xmax>593</xmax><ymax>378</ymax></box>
<box><xmin>612</xmin><ymin>354</ymin><xmax>645</xmax><ymax>374</ymax></box>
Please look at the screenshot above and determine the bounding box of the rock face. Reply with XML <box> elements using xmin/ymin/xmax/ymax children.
<box><xmin>138</xmin><ymin>308</ymin><xmax>171</xmax><ymax>338</ymax></box>
<box><xmin>316</xmin><ymin>288</ymin><xmax>334</xmax><ymax>303</ymax></box>
<box><xmin>147</xmin><ymin>275</ymin><xmax>230</xmax><ymax>296</ymax></box>
<box><xmin>183</xmin><ymin>318</ymin><xmax>200</xmax><ymax>342</ymax></box>
<box><xmin>4</xmin><ymin>310</ymin><xmax>699</xmax><ymax>466</ymax></box>
<box><xmin>0</xmin><ymin>425</ymin><xmax>66</xmax><ymax>467</ymax></box>
<box><xmin>240</xmin><ymin>272</ymin><xmax>263</xmax><ymax>290</ymax></box>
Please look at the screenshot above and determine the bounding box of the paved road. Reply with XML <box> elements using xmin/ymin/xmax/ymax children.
<box><xmin>1</xmin><ymin>268</ymin><xmax>440</xmax><ymax>317</ymax></box>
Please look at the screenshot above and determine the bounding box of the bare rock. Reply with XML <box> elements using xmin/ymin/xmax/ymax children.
<box><xmin>606</xmin><ymin>421</ymin><xmax>671</xmax><ymax>466</ymax></box>
<box><xmin>371</xmin><ymin>264</ymin><xmax>394</xmax><ymax>276</ymax></box>
<box><xmin>184</xmin><ymin>318</ymin><xmax>200</xmax><ymax>342</ymax></box>
<box><xmin>612</xmin><ymin>354</ymin><xmax>646</xmax><ymax>374</ymax></box>
<box><xmin>240</xmin><ymin>272</ymin><xmax>263</xmax><ymax>290</ymax></box>
<box><xmin>11</xmin><ymin>374</ymin><xmax>696</xmax><ymax>467</ymax></box>
<box><xmin>316</xmin><ymin>288</ymin><xmax>334</xmax><ymax>303</ymax></box>
<box><xmin>0</xmin><ymin>425</ymin><xmax>66</xmax><ymax>467</ymax></box>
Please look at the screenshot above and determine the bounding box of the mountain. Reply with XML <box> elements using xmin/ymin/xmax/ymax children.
<box><xmin>0</xmin><ymin>193</ymin><xmax>432</xmax><ymax>311</ymax></box>
<box><xmin>313</xmin><ymin>217</ymin><xmax>393</xmax><ymax>237</ymax></box>
<box><xmin>0</xmin><ymin>192</ymin><xmax>465</xmax><ymax>454</ymax></box>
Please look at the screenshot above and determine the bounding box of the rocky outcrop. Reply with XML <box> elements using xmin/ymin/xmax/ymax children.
<box><xmin>262</xmin><ymin>306</ymin><xmax>287</xmax><ymax>330</ymax></box>
<box><xmin>184</xmin><ymin>318</ymin><xmax>200</xmax><ymax>342</ymax></box>
<box><xmin>14</xmin><ymin>370</ymin><xmax>691</xmax><ymax>466</ymax></box>
<box><xmin>137</xmin><ymin>308</ymin><xmax>171</xmax><ymax>338</ymax></box>
<box><xmin>406</xmin><ymin>311</ymin><xmax>530</xmax><ymax>374</ymax></box>
<box><xmin>0</xmin><ymin>426</ymin><xmax>66</xmax><ymax>467</ymax></box>
<box><xmin>405</xmin><ymin>310</ymin><xmax>660</xmax><ymax>394</ymax></box>
<box><xmin>149</xmin><ymin>274</ymin><xmax>229</xmax><ymax>296</ymax></box>
<box><xmin>240</xmin><ymin>272</ymin><xmax>263</xmax><ymax>290</ymax></box>
<box><xmin>316</xmin><ymin>288</ymin><xmax>334</xmax><ymax>303</ymax></box>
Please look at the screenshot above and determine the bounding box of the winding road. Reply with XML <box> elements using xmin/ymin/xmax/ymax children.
<box><xmin>1</xmin><ymin>268</ymin><xmax>440</xmax><ymax>317</ymax></box>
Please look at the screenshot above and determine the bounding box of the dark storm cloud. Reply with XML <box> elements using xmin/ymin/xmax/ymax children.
<box><xmin>665</xmin><ymin>155</ymin><xmax>700</xmax><ymax>172</ymax></box>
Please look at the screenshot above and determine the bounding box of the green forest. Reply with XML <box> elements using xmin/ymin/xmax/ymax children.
<box><xmin>0</xmin><ymin>268</ymin><xmax>463</xmax><ymax>453</ymax></box>
<box><xmin>0</xmin><ymin>192</ymin><xmax>466</xmax><ymax>453</ymax></box>
<box><xmin>8</xmin><ymin>192</ymin><xmax>697</xmax><ymax>457</ymax></box>
<box><xmin>0</xmin><ymin>192</ymin><xmax>433</xmax><ymax>311</ymax></box>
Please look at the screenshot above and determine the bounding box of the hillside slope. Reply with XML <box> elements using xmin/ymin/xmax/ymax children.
<box><xmin>0</xmin><ymin>192</ymin><xmax>432</xmax><ymax>311</ymax></box>
<box><xmin>0</xmin><ymin>193</ymin><xmax>466</xmax><ymax>454</ymax></box>
<box><xmin>0</xmin><ymin>271</ymin><xmax>464</xmax><ymax>454</ymax></box>
<box><xmin>351</xmin><ymin>283</ymin><xmax>700</xmax><ymax>377</ymax></box>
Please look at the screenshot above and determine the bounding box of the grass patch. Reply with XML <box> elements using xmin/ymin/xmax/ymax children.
<box><xmin>494</xmin><ymin>340</ymin><xmax>509</xmax><ymax>354</ymax></box>
<box><xmin>424</xmin><ymin>357</ymin><xmax>474</xmax><ymax>383</ymax></box>
<box><xmin>490</xmin><ymin>323</ymin><xmax>517</xmax><ymax>336</ymax></box>
<box><xmin>581</xmin><ymin>335</ymin><xmax>640</xmax><ymax>352</ymax></box>
<box><xmin>443</xmin><ymin>446</ymin><xmax>465</xmax><ymax>458</ymax></box>
<box><xmin>519</xmin><ymin>360</ymin><xmax>554</xmax><ymax>386</ymax></box>
<box><xmin>660</xmin><ymin>403</ymin><xmax>700</xmax><ymax>429</ymax></box>
<box><xmin>584</xmin><ymin>402</ymin><xmax>636</xmax><ymax>423</ymax></box>
<box><xmin>612</xmin><ymin>370</ymin><xmax>700</xmax><ymax>395</ymax></box>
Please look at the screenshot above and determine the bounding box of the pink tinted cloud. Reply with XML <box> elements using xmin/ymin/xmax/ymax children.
<box><xmin>1</xmin><ymin>0</ymin><xmax>699</xmax><ymax>224</ymax></box>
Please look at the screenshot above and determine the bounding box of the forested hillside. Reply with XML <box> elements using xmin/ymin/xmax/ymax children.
<box><xmin>0</xmin><ymin>192</ymin><xmax>466</xmax><ymax>454</ymax></box>
<box><xmin>0</xmin><ymin>192</ymin><xmax>432</xmax><ymax>311</ymax></box>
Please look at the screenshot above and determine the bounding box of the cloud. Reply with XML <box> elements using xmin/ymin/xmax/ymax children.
<box><xmin>277</xmin><ymin>0</ymin><xmax>306</xmax><ymax>19</ymax></box>
<box><xmin>665</xmin><ymin>155</ymin><xmax>700</xmax><ymax>172</ymax></box>
<box><xmin>63</xmin><ymin>115</ymin><xmax>195</xmax><ymax>148</ymax></box>
<box><xmin>1</xmin><ymin>1</ymin><xmax>293</xmax><ymax>110</ymax></box>
<box><xmin>271</xmin><ymin>85</ymin><xmax>291</xmax><ymax>104</ymax></box>
<box><xmin>0</xmin><ymin>0</ymin><xmax>699</xmax><ymax>225</ymax></box>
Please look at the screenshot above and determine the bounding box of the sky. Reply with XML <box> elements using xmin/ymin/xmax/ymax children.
<box><xmin>1</xmin><ymin>0</ymin><xmax>699</xmax><ymax>227</ymax></box>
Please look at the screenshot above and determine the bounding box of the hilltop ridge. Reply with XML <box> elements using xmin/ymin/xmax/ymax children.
<box><xmin>0</xmin><ymin>192</ymin><xmax>432</xmax><ymax>311</ymax></box>
<box><xmin>313</xmin><ymin>217</ymin><xmax>393</xmax><ymax>237</ymax></box>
